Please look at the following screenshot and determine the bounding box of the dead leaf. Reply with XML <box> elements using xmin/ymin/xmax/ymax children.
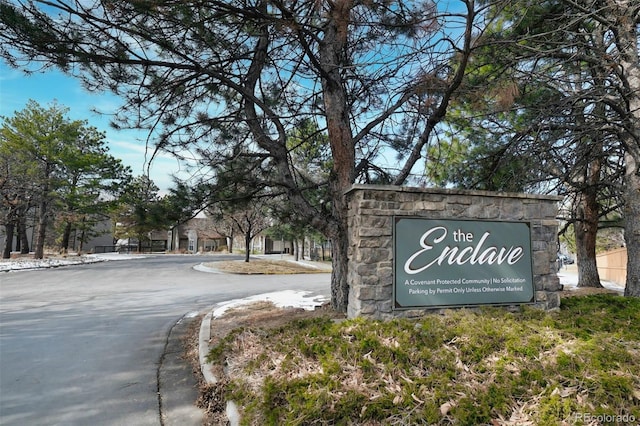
<box><xmin>559</xmin><ymin>386</ymin><xmax>577</xmax><ymax>398</ymax></box>
<box><xmin>401</xmin><ymin>375</ymin><xmax>414</xmax><ymax>384</ymax></box>
<box><xmin>440</xmin><ymin>401</ymin><xmax>454</xmax><ymax>416</ymax></box>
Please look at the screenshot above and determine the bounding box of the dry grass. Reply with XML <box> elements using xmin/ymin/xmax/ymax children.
<box><xmin>202</xmin><ymin>296</ymin><xmax>640</xmax><ymax>425</ymax></box>
<box><xmin>188</xmin><ymin>261</ymin><xmax>636</xmax><ymax>424</ymax></box>
<box><xmin>204</xmin><ymin>259</ymin><xmax>331</xmax><ymax>274</ymax></box>
<box><xmin>200</xmin><ymin>301</ymin><xmax>344</xmax><ymax>425</ymax></box>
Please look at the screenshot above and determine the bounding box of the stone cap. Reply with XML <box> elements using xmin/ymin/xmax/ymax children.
<box><xmin>345</xmin><ymin>184</ymin><xmax>564</xmax><ymax>202</ymax></box>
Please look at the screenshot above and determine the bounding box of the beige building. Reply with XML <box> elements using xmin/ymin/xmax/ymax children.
<box><xmin>165</xmin><ymin>218</ymin><xmax>226</xmax><ymax>253</ymax></box>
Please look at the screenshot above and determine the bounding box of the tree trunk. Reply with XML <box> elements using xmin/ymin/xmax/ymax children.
<box><xmin>235</xmin><ymin>0</ymin><xmax>353</xmax><ymax>311</ymax></box>
<box><xmin>3</xmin><ymin>223</ymin><xmax>14</xmax><ymax>259</ymax></box>
<box><xmin>574</xmin><ymin>214</ymin><xmax>602</xmax><ymax>287</ymax></box>
<box><xmin>329</xmin><ymin>229</ymin><xmax>350</xmax><ymax>313</ymax></box>
<box><xmin>61</xmin><ymin>221</ymin><xmax>73</xmax><ymax>253</ymax></box>
<box><xmin>244</xmin><ymin>229</ymin><xmax>251</xmax><ymax>263</ymax></box>
<box><xmin>624</xmin><ymin>150</ymin><xmax>640</xmax><ymax>297</ymax></box>
<box><xmin>34</xmin><ymin>201</ymin><xmax>48</xmax><ymax>259</ymax></box>
<box><xmin>14</xmin><ymin>229</ymin><xmax>20</xmax><ymax>253</ymax></box>
<box><xmin>326</xmin><ymin>186</ymin><xmax>351</xmax><ymax>312</ymax></box>
<box><xmin>79</xmin><ymin>228</ymin><xmax>85</xmax><ymax>253</ymax></box>
<box><xmin>228</xmin><ymin>229</ymin><xmax>234</xmax><ymax>253</ymax></box>
<box><xmin>615</xmin><ymin>4</ymin><xmax>640</xmax><ymax>297</ymax></box>
<box><xmin>18</xmin><ymin>214</ymin><xmax>29</xmax><ymax>254</ymax></box>
<box><xmin>34</xmin><ymin>164</ymin><xmax>52</xmax><ymax>260</ymax></box>
<box><xmin>320</xmin><ymin>0</ymin><xmax>356</xmax><ymax>313</ymax></box>
<box><xmin>575</xmin><ymin>168</ymin><xmax>603</xmax><ymax>288</ymax></box>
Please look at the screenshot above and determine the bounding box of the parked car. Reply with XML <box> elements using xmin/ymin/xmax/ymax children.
<box><xmin>558</xmin><ymin>253</ymin><xmax>574</xmax><ymax>265</ymax></box>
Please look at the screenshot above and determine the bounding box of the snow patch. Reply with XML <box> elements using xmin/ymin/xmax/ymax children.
<box><xmin>0</xmin><ymin>252</ymin><xmax>146</xmax><ymax>272</ymax></box>
<box><xmin>212</xmin><ymin>290</ymin><xmax>329</xmax><ymax>318</ymax></box>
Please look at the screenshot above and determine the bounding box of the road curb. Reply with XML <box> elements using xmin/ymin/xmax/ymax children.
<box><xmin>198</xmin><ymin>310</ymin><xmax>217</xmax><ymax>384</ymax></box>
<box><xmin>198</xmin><ymin>308</ymin><xmax>241</xmax><ymax>425</ymax></box>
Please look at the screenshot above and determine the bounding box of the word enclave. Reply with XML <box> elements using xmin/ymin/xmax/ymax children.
<box><xmin>404</xmin><ymin>226</ymin><xmax>525</xmax><ymax>275</ymax></box>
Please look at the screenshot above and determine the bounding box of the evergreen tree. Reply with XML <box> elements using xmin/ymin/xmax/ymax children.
<box><xmin>114</xmin><ymin>175</ymin><xmax>165</xmax><ymax>252</ymax></box>
<box><xmin>0</xmin><ymin>0</ymin><xmax>489</xmax><ymax>310</ymax></box>
<box><xmin>1</xmin><ymin>100</ymin><xmax>130</xmax><ymax>258</ymax></box>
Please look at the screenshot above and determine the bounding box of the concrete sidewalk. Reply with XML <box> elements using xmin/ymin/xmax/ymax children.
<box><xmin>557</xmin><ymin>264</ymin><xmax>625</xmax><ymax>294</ymax></box>
<box><xmin>159</xmin><ymin>313</ymin><xmax>206</xmax><ymax>426</ymax></box>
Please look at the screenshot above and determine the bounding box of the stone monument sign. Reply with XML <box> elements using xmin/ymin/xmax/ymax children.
<box><xmin>346</xmin><ymin>185</ymin><xmax>563</xmax><ymax>319</ymax></box>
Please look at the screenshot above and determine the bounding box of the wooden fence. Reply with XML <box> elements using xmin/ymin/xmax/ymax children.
<box><xmin>596</xmin><ymin>248</ymin><xmax>627</xmax><ymax>285</ymax></box>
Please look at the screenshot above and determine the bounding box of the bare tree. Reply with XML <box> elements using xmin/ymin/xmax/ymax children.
<box><xmin>208</xmin><ymin>197</ymin><xmax>271</xmax><ymax>262</ymax></box>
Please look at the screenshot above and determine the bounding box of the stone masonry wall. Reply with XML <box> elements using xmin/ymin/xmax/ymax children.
<box><xmin>345</xmin><ymin>185</ymin><xmax>563</xmax><ymax>319</ymax></box>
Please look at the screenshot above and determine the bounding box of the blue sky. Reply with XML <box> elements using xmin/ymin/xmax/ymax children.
<box><xmin>0</xmin><ymin>62</ymin><xmax>186</xmax><ymax>192</ymax></box>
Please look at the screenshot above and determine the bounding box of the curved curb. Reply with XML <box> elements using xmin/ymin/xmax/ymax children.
<box><xmin>198</xmin><ymin>310</ymin><xmax>217</xmax><ymax>384</ymax></box>
<box><xmin>198</xmin><ymin>308</ymin><xmax>241</xmax><ymax>425</ymax></box>
<box><xmin>193</xmin><ymin>263</ymin><xmax>224</xmax><ymax>274</ymax></box>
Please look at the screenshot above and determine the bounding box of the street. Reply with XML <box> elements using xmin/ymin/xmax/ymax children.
<box><xmin>0</xmin><ymin>255</ymin><xmax>330</xmax><ymax>425</ymax></box>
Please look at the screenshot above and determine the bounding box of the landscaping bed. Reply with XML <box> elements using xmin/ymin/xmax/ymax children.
<box><xmin>200</xmin><ymin>295</ymin><xmax>640</xmax><ymax>425</ymax></box>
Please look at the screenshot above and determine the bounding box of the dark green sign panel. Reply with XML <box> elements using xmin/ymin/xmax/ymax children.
<box><xmin>394</xmin><ymin>218</ymin><xmax>535</xmax><ymax>309</ymax></box>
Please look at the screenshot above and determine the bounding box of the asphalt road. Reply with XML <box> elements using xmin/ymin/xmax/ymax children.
<box><xmin>0</xmin><ymin>254</ymin><xmax>331</xmax><ymax>425</ymax></box>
